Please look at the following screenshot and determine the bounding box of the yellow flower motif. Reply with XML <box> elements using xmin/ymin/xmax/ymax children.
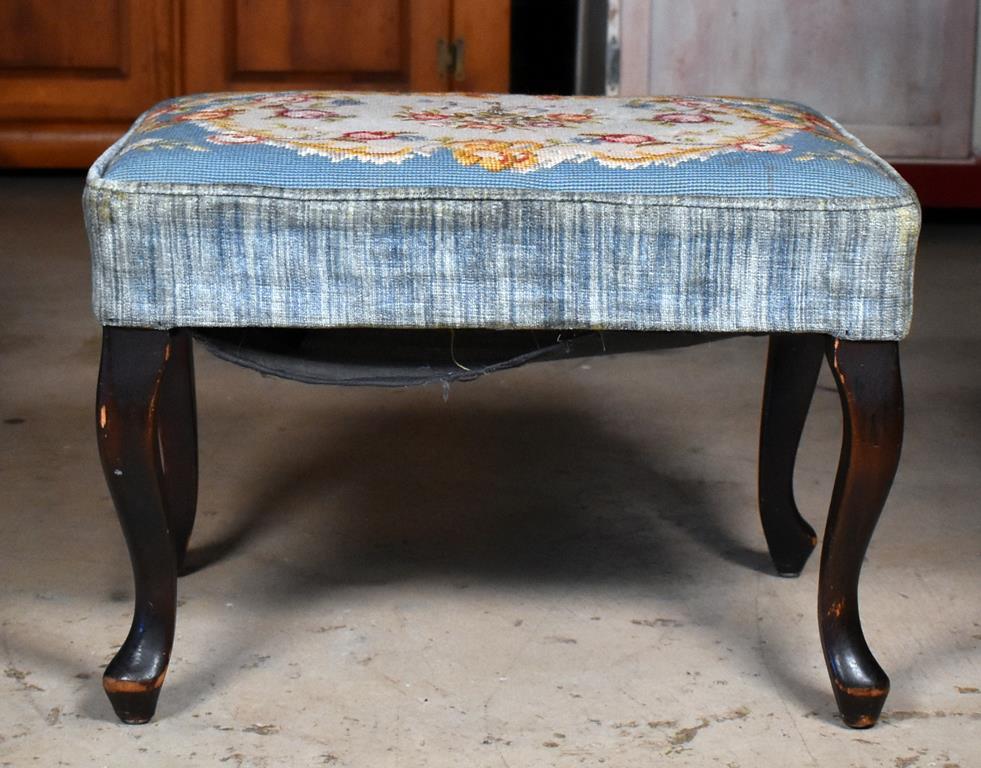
<box><xmin>448</xmin><ymin>140</ymin><xmax>544</xmax><ymax>172</ymax></box>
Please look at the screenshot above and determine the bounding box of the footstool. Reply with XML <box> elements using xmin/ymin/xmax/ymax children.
<box><xmin>83</xmin><ymin>92</ymin><xmax>919</xmax><ymax>727</ymax></box>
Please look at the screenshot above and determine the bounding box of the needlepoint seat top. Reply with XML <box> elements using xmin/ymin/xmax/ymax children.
<box><xmin>96</xmin><ymin>91</ymin><xmax>910</xmax><ymax>198</ymax></box>
<box><xmin>84</xmin><ymin>91</ymin><xmax>919</xmax><ymax>338</ymax></box>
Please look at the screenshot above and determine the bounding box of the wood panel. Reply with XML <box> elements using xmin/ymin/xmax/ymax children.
<box><xmin>182</xmin><ymin>0</ymin><xmax>452</xmax><ymax>93</ymax></box>
<box><xmin>0</xmin><ymin>0</ymin><xmax>123</xmax><ymax>72</ymax></box>
<box><xmin>234</xmin><ymin>0</ymin><xmax>402</xmax><ymax>75</ymax></box>
<box><xmin>618</xmin><ymin>0</ymin><xmax>978</xmax><ymax>160</ymax></box>
<box><xmin>0</xmin><ymin>0</ymin><xmax>174</xmax><ymax>167</ymax></box>
<box><xmin>451</xmin><ymin>0</ymin><xmax>510</xmax><ymax>92</ymax></box>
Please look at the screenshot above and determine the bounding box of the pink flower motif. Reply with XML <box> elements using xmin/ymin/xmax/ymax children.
<box><xmin>207</xmin><ymin>133</ymin><xmax>262</xmax><ymax>145</ymax></box>
<box><xmin>738</xmin><ymin>142</ymin><xmax>792</xmax><ymax>154</ymax></box>
<box><xmin>275</xmin><ymin>108</ymin><xmax>339</xmax><ymax>119</ymax></box>
<box><xmin>596</xmin><ymin>133</ymin><xmax>656</xmax><ymax>144</ymax></box>
<box><xmin>652</xmin><ymin>112</ymin><xmax>714</xmax><ymax>124</ymax></box>
<box><xmin>340</xmin><ymin>131</ymin><xmax>398</xmax><ymax>141</ymax></box>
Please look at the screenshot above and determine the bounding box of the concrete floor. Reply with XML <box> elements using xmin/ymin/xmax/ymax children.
<box><xmin>0</xmin><ymin>175</ymin><xmax>978</xmax><ymax>767</ymax></box>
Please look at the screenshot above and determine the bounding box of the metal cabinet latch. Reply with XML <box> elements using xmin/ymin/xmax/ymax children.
<box><xmin>437</xmin><ymin>38</ymin><xmax>466</xmax><ymax>82</ymax></box>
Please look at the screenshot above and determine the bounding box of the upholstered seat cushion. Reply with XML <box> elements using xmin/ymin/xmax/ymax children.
<box><xmin>84</xmin><ymin>92</ymin><xmax>919</xmax><ymax>339</ymax></box>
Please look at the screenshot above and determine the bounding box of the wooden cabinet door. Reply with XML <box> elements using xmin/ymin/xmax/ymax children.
<box><xmin>182</xmin><ymin>0</ymin><xmax>453</xmax><ymax>93</ymax></box>
<box><xmin>0</xmin><ymin>0</ymin><xmax>511</xmax><ymax>167</ymax></box>
<box><xmin>0</xmin><ymin>0</ymin><xmax>174</xmax><ymax>167</ymax></box>
<box><xmin>451</xmin><ymin>0</ymin><xmax>510</xmax><ymax>93</ymax></box>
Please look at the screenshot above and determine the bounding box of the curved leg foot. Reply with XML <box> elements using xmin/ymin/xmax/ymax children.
<box><xmin>821</xmin><ymin>338</ymin><xmax>903</xmax><ymax>728</ymax></box>
<box><xmin>758</xmin><ymin>333</ymin><xmax>824</xmax><ymax>576</ymax></box>
<box><xmin>157</xmin><ymin>329</ymin><xmax>198</xmax><ymax>573</ymax></box>
<box><xmin>97</xmin><ymin>327</ymin><xmax>181</xmax><ymax>724</ymax></box>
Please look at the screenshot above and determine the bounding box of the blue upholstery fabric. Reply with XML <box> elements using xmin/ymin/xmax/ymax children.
<box><xmin>84</xmin><ymin>92</ymin><xmax>920</xmax><ymax>339</ymax></box>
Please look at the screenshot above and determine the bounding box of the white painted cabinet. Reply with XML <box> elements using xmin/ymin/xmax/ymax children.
<box><xmin>613</xmin><ymin>0</ymin><xmax>979</xmax><ymax>160</ymax></box>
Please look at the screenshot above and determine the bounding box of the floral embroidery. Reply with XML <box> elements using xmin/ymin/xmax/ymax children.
<box><xmin>395</xmin><ymin>101</ymin><xmax>597</xmax><ymax>132</ymax></box>
<box><xmin>128</xmin><ymin>92</ymin><xmax>875</xmax><ymax>173</ymax></box>
<box><xmin>448</xmin><ymin>140</ymin><xmax>545</xmax><ymax>172</ymax></box>
<box><xmin>649</xmin><ymin>112</ymin><xmax>715</xmax><ymax>124</ymax></box>
<box><xmin>275</xmin><ymin>108</ymin><xmax>345</xmax><ymax>120</ymax></box>
<box><xmin>340</xmin><ymin>130</ymin><xmax>403</xmax><ymax>141</ymax></box>
<box><xmin>177</xmin><ymin>107</ymin><xmax>240</xmax><ymax>122</ymax></box>
<box><xmin>579</xmin><ymin>133</ymin><xmax>662</xmax><ymax>145</ymax></box>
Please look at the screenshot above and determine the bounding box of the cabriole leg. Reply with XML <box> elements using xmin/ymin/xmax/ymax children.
<box><xmin>820</xmin><ymin>338</ymin><xmax>903</xmax><ymax>728</ymax></box>
<box><xmin>97</xmin><ymin>326</ymin><xmax>190</xmax><ymax>723</ymax></box>
<box><xmin>758</xmin><ymin>333</ymin><xmax>824</xmax><ymax>575</ymax></box>
<box><xmin>157</xmin><ymin>329</ymin><xmax>198</xmax><ymax>571</ymax></box>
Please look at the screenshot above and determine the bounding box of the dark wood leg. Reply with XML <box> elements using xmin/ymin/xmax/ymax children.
<box><xmin>820</xmin><ymin>338</ymin><xmax>903</xmax><ymax>728</ymax></box>
<box><xmin>758</xmin><ymin>333</ymin><xmax>824</xmax><ymax>575</ymax></box>
<box><xmin>157</xmin><ymin>329</ymin><xmax>198</xmax><ymax>572</ymax></box>
<box><xmin>97</xmin><ymin>327</ymin><xmax>185</xmax><ymax>724</ymax></box>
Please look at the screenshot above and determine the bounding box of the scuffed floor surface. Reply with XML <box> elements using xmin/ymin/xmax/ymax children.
<box><xmin>1</xmin><ymin>175</ymin><xmax>979</xmax><ymax>767</ymax></box>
